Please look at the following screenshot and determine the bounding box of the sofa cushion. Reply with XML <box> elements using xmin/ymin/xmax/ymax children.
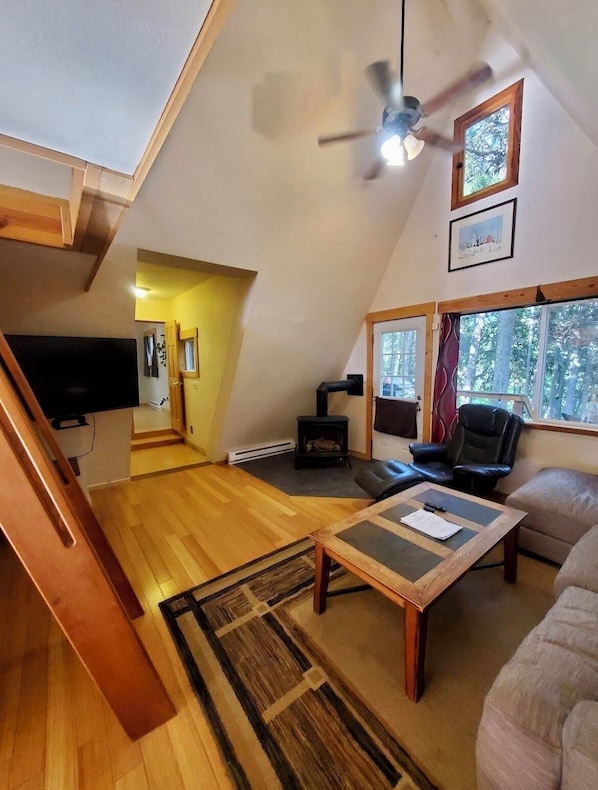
<box><xmin>476</xmin><ymin>586</ymin><xmax>598</xmax><ymax>790</ymax></box>
<box><xmin>506</xmin><ymin>467</ymin><xmax>598</xmax><ymax>548</ymax></box>
<box><xmin>562</xmin><ymin>701</ymin><xmax>598</xmax><ymax>790</ymax></box>
<box><xmin>554</xmin><ymin>525</ymin><xmax>598</xmax><ymax>599</ymax></box>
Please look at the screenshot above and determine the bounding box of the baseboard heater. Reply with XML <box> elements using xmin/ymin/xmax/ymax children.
<box><xmin>227</xmin><ymin>439</ymin><xmax>296</xmax><ymax>464</ymax></box>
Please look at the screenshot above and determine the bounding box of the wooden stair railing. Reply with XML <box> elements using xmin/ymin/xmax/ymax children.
<box><xmin>0</xmin><ymin>331</ymin><xmax>143</xmax><ymax>618</ymax></box>
<box><xmin>0</xmin><ymin>334</ymin><xmax>175</xmax><ymax>738</ymax></box>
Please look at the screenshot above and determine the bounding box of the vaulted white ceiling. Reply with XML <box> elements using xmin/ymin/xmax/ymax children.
<box><xmin>0</xmin><ymin>0</ymin><xmax>213</xmax><ymax>173</ymax></box>
<box><xmin>1</xmin><ymin>0</ymin><xmax>596</xmax><ymax>278</ymax></box>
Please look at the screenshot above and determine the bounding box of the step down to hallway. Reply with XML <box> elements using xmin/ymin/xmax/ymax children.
<box><xmin>131</xmin><ymin>430</ymin><xmax>183</xmax><ymax>451</ymax></box>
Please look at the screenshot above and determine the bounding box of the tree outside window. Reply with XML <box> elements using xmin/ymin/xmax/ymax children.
<box><xmin>380</xmin><ymin>330</ymin><xmax>417</xmax><ymax>398</ymax></box>
<box><xmin>457</xmin><ymin>298</ymin><xmax>598</xmax><ymax>425</ymax></box>
<box><xmin>451</xmin><ymin>79</ymin><xmax>523</xmax><ymax>210</ymax></box>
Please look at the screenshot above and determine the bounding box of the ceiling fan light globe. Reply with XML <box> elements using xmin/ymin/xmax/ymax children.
<box><xmin>404</xmin><ymin>134</ymin><xmax>425</xmax><ymax>160</ymax></box>
<box><xmin>380</xmin><ymin>134</ymin><xmax>404</xmax><ymax>166</ymax></box>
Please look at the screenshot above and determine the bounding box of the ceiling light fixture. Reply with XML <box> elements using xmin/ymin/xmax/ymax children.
<box><xmin>380</xmin><ymin>134</ymin><xmax>405</xmax><ymax>166</ymax></box>
<box><xmin>381</xmin><ymin>132</ymin><xmax>424</xmax><ymax>166</ymax></box>
<box><xmin>134</xmin><ymin>286</ymin><xmax>150</xmax><ymax>298</ymax></box>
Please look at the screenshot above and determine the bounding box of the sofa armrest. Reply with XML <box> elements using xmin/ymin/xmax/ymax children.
<box><xmin>562</xmin><ymin>700</ymin><xmax>598</xmax><ymax>790</ymax></box>
<box><xmin>453</xmin><ymin>463</ymin><xmax>512</xmax><ymax>480</ymax></box>
<box><xmin>408</xmin><ymin>442</ymin><xmax>449</xmax><ymax>463</ymax></box>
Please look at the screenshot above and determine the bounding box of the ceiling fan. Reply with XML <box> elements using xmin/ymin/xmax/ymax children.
<box><xmin>318</xmin><ymin>0</ymin><xmax>493</xmax><ymax>179</ymax></box>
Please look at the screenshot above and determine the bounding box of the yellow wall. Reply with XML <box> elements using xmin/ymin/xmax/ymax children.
<box><xmin>172</xmin><ymin>275</ymin><xmax>251</xmax><ymax>456</ymax></box>
<box><xmin>135</xmin><ymin>298</ymin><xmax>173</xmax><ymax>323</ymax></box>
<box><xmin>135</xmin><ymin>274</ymin><xmax>253</xmax><ymax>458</ymax></box>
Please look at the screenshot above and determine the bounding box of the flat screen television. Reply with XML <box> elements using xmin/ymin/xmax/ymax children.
<box><xmin>5</xmin><ymin>334</ymin><xmax>140</xmax><ymax>420</ymax></box>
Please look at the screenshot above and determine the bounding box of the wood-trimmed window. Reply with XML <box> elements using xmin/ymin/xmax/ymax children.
<box><xmin>438</xmin><ymin>276</ymin><xmax>598</xmax><ymax>437</ymax></box>
<box><xmin>179</xmin><ymin>327</ymin><xmax>199</xmax><ymax>378</ymax></box>
<box><xmin>451</xmin><ymin>79</ymin><xmax>523</xmax><ymax>211</ymax></box>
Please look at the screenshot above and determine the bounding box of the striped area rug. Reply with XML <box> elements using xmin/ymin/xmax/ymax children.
<box><xmin>160</xmin><ymin>538</ymin><xmax>555</xmax><ymax>789</ymax></box>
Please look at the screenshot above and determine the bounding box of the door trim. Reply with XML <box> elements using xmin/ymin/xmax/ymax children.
<box><xmin>365</xmin><ymin>302</ymin><xmax>435</xmax><ymax>459</ymax></box>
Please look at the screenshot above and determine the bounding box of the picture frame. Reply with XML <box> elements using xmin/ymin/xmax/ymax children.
<box><xmin>143</xmin><ymin>329</ymin><xmax>159</xmax><ymax>377</ymax></box>
<box><xmin>448</xmin><ymin>198</ymin><xmax>517</xmax><ymax>272</ymax></box>
<box><xmin>451</xmin><ymin>79</ymin><xmax>523</xmax><ymax>211</ymax></box>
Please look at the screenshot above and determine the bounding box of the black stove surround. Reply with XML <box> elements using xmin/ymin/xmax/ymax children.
<box><xmin>295</xmin><ymin>375</ymin><xmax>363</xmax><ymax>469</ymax></box>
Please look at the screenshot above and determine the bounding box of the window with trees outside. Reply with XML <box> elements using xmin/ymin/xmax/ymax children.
<box><xmin>451</xmin><ymin>79</ymin><xmax>523</xmax><ymax>210</ymax></box>
<box><xmin>457</xmin><ymin>297</ymin><xmax>598</xmax><ymax>425</ymax></box>
<box><xmin>380</xmin><ymin>330</ymin><xmax>417</xmax><ymax>399</ymax></box>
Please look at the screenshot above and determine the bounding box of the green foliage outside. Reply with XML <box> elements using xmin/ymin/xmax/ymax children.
<box><xmin>463</xmin><ymin>105</ymin><xmax>510</xmax><ymax>197</ymax></box>
<box><xmin>458</xmin><ymin>300</ymin><xmax>598</xmax><ymax>423</ymax></box>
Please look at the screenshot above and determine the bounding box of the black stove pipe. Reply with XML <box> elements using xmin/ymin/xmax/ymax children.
<box><xmin>315</xmin><ymin>374</ymin><xmax>363</xmax><ymax>416</ymax></box>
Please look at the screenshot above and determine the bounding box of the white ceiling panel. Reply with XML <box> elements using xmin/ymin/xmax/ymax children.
<box><xmin>0</xmin><ymin>0</ymin><xmax>213</xmax><ymax>173</ymax></box>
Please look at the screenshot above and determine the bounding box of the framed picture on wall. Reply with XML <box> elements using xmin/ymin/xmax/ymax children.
<box><xmin>143</xmin><ymin>329</ymin><xmax>159</xmax><ymax>377</ymax></box>
<box><xmin>448</xmin><ymin>198</ymin><xmax>517</xmax><ymax>272</ymax></box>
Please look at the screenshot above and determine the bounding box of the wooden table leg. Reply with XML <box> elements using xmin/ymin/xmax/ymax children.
<box><xmin>404</xmin><ymin>604</ymin><xmax>428</xmax><ymax>702</ymax></box>
<box><xmin>503</xmin><ymin>525</ymin><xmax>519</xmax><ymax>584</ymax></box>
<box><xmin>313</xmin><ymin>543</ymin><xmax>331</xmax><ymax>614</ymax></box>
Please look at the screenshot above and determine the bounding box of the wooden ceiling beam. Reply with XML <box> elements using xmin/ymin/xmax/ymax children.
<box><xmin>0</xmin><ymin>133</ymin><xmax>86</xmax><ymax>170</ymax></box>
<box><xmin>0</xmin><ymin>183</ymin><xmax>68</xmax><ymax>248</ymax></box>
<box><xmin>85</xmin><ymin>0</ymin><xmax>238</xmax><ymax>290</ymax></box>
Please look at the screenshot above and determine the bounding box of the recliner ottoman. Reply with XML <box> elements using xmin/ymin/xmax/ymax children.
<box><xmin>354</xmin><ymin>459</ymin><xmax>424</xmax><ymax>501</ymax></box>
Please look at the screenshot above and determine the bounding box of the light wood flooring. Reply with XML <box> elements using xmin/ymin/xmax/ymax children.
<box><xmin>130</xmin><ymin>405</ymin><xmax>207</xmax><ymax>478</ymax></box>
<box><xmin>0</xmin><ymin>460</ymin><xmax>368</xmax><ymax>789</ymax></box>
<box><xmin>130</xmin><ymin>442</ymin><xmax>209</xmax><ymax>478</ymax></box>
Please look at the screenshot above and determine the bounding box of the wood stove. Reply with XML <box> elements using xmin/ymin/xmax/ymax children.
<box><xmin>296</xmin><ymin>415</ymin><xmax>350</xmax><ymax>469</ymax></box>
<box><xmin>295</xmin><ymin>375</ymin><xmax>363</xmax><ymax>469</ymax></box>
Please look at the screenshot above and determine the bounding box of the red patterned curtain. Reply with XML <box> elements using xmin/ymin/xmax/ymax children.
<box><xmin>431</xmin><ymin>313</ymin><xmax>460</xmax><ymax>443</ymax></box>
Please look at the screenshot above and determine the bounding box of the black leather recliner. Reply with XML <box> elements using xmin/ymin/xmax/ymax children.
<box><xmin>409</xmin><ymin>403</ymin><xmax>523</xmax><ymax>493</ymax></box>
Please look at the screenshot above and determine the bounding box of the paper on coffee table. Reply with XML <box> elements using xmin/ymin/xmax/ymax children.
<box><xmin>400</xmin><ymin>509</ymin><xmax>463</xmax><ymax>540</ymax></box>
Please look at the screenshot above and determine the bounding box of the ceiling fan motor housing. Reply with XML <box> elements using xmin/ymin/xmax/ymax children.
<box><xmin>382</xmin><ymin>96</ymin><xmax>422</xmax><ymax>137</ymax></box>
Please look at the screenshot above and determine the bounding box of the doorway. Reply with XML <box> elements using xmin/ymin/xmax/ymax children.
<box><xmin>365</xmin><ymin>303</ymin><xmax>435</xmax><ymax>462</ymax></box>
<box><xmin>131</xmin><ymin>320</ymin><xmax>207</xmax><ymax>477</ymax></box>
<box><xmin>134</xmin><ymin>321</ymin><xmax>170</xmax><ymax>435</ymax></box>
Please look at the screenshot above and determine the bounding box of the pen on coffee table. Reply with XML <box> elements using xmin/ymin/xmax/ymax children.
<box><xmin>424</xmin><ymin>501</ymin><xmax>446</xmax><ymax>512</ymax></box>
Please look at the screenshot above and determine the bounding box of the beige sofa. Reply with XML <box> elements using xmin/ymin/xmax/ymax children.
<box><xmin>476</xmin><ymin>526</ymin><xmax>598</xmax><ymax>789</ymax></box>
<box><xmin>505</xmin><ymin>467</ymin><xmax>598</xmax><ymax>564</ymax></box>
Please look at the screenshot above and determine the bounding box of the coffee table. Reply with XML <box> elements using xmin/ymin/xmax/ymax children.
<box><xmin>310</xmin><ymin>482</ymin><xmax>526</xmax><ymax>702</ymax></box>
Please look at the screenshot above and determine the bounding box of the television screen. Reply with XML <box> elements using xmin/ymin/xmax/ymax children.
<box><xmin>5</xmin><ymin>334</ymin><xmax>140</xmax><ymax>419</ymax></box>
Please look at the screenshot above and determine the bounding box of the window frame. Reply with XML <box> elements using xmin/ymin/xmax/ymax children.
<box><xmin>178</xmin><ymin>327</ymin><xmax>199</xmax><ymax>378</ymax></box>
<box><xmin>439</xmin><ymin>275</ymin><xmax>598</xmax><ymax>437</ymax></box>
<box><xmin>451</xmin><ymin>79</ymin><xmax>523</xmax><ymax>211</ymax></box>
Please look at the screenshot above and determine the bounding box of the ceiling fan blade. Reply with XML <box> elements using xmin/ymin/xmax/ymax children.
<box><xmin>365</xmin><ymin>60</ymin><xmax>401</xmax><ymax>106</ymax></box>
<box><xmin>363</xmin><ymin>158</ymin><xmax>386</xmax><ymax>181</ymax></box>
<box><xmin>415</xmin><ymin>127</ymin><xmax>463</xmax><ymax>153</ymax></box>
<box><xmin>318</xmin><ymin>129</ymin><xmax>376</xmax><ymax>146</ymax></box>
<box><xmin>420</xmin><ymin>62</ymin><xmax>493</xmax><ymax>117</ymax></box>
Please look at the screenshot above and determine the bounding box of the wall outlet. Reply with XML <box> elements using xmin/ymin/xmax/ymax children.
<box><xmin>190</xmin><ymin>425</ymin><xmax>194</xmax><ymax>434</ymax></box>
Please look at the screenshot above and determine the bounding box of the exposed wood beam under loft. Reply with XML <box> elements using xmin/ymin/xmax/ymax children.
<box><xmin>0</xmin><ymin>0</ymin><xmax>237</xmax><ymax>291</ymax></box>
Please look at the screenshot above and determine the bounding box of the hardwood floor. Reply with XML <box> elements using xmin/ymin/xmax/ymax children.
<box><xmin>0</xmin><ymin>461</ymin><xmax>368</xmax><ymax>789</ymax></box>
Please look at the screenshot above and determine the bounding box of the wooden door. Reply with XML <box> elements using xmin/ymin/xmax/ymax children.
<box><xmin>165</xmin><ymin>320</ymin><xmax>184</xmax><ymax>434</ymax></box>
<box><xmin>372</xmin><ymin>316</ymin><xmax>426</xmax><ymax>462</ymax></box>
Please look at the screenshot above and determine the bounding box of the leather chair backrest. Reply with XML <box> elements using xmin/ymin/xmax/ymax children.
<box><xmin>448</xmin><ymin>404</ymin><xmax>512</xmax><ymax>466</ymax></box>
<box><xmin>500</xmin><ymin>411</ymin><xmax>524</xmax><ymax>467</ymax></box>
